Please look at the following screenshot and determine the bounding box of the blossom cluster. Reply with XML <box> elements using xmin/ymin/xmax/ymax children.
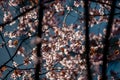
<box><xmin>0</xmin><ymin>0</ymin><xmax>120</xmax><ymax>80</ymax></box>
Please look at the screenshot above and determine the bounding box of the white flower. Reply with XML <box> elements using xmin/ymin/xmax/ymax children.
<box><xmin>43</xmin><ymin>25</ymin><xmax>48</xmax><ymax>30</ymax></box>
<box><xmin>30</xmin><ymin>54</ymin><xmax>37</xmax><ymax>64</ymax></box>
<box><xmin>103</xmin><ymin>28</ymin><xmax>106</xmax><ymax>34</ymax></box>
<box><xmin>97</xmin><ymin>75</ymin><xmax>102</xmax><ymax>80</ymax></box>
<box><xmin>74</xmin><ymin>1</ymin><xmax>80</xmax><ymax>7</ymax></box>
<box><xmin>9</xmin><ymin>32</ymin><xmax>16</xmax><ymax>39</ymax></box>
<box><xmin>0</xmin><ymin>26</ymin><xmax>3</xmax><ymax>32</ymax></box>
<box><xmin>54</xmin><ymin>3</ymin><xmax>64</xmax><ymax>12</ymax></box>
<box><xmin>78</xmin><ymin>76</ymin><xmax>84</xmax><ymax>80</ymax></box>
<box><xmin>90</xmin><ymin>23</ymin><xmax>94</xmax><ymax>27</ymax></box>
<box><xmin>66</xmin><ymin>5</ymin><xmax>71</xmax><ymax>11</ymax></box>
<box><xmin>13</xmin><ymin>61</ymin><xmax>18</xmax><ymax>67</ymax></box>
<box><xmin>9</xmin><ymin>0</ymin><xmax>17</xmax><ymax>6</ymax></box>
<box><xmin>3</xmin><ymin>11</ymin><xmax>12</xmax><ymax>22</ymax></box>
<box><xmin>8</xmin><ymin>40</ymin><xmax>15</xmax><ymax>48</ymax></box>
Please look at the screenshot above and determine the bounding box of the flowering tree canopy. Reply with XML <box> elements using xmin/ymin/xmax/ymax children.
<box><xmin>0</xmin><ymin>0</ymin><xmax>120</xmax><ymax>80</ymax></box>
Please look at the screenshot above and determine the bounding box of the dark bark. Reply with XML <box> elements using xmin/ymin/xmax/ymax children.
<box><xmin>102</xmin><ymin>0</ymin><xmax>116</xmax><ymax>80</ymax></box>
<box><xmin>35</xmin><ymin>0</ymin><xmax>43</xmax><ymax>80</ymax></box>
<box><xmin>84</xmin><ymin>0</ymin><xmax>92</xmax><ymax>80</ymax></box>
<box><xmin>34</xmin><ymin>0</ymin><xmax>55</xmax><ymax>79</ymax></box>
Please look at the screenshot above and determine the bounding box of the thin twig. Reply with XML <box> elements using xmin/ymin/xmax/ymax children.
<box><xmin>90</xmin><ymin>0</ymin><xmax>120</xmax><ymax>10</ymax></box>
<box><xmin>0</xmin><ymin>32</ymin><xmax>13</xmax><ymax>62</ymax></box>
<box><xmin>0</xmin><ymin>5</ymin><xmax>38</xmax><ymax>27</ymax></box>
<box><xmin>0</xmin><ymin>34</ymin><xmax>35</xmax><ymax>69</ymax></box>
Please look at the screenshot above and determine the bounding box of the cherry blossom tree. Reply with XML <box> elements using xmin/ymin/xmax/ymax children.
<box><xmin>0</xmin><ymin>0</ymin><xmax>120</xmax><ymax>80</ymax></box>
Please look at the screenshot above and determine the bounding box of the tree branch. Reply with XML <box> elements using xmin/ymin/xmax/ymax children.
<box><xmin>0</xmin><ymin>5</ymin><xmax>38</xmax><ymax>27</ymax></box>
<box><xmin>102</xmin><ymin>0</ymin><xmax>116</xmax><ymax>80</ymax></box>
<box><xmin>0</xmin><ymin>34</ymin><xmax>35</xmax><ymax>69</ymax></box>
<box><xmin>35</xmin><ymin>0</ymin><xmax>43</xmax><ymax>80</ymax></box>
<box><xmin>0</xmin><ymin>32</ymin><xmax>13</xmax><ymax>62</ymax></box>
<box><xmin>84</xmin><ymin>0</ymin><xmax>92</xmax><ymax>80</ymax></box>
<box><xmin>90</xmin><ymin>0</ymin><xmax>120</xmax><ymax>10</ymax></box>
